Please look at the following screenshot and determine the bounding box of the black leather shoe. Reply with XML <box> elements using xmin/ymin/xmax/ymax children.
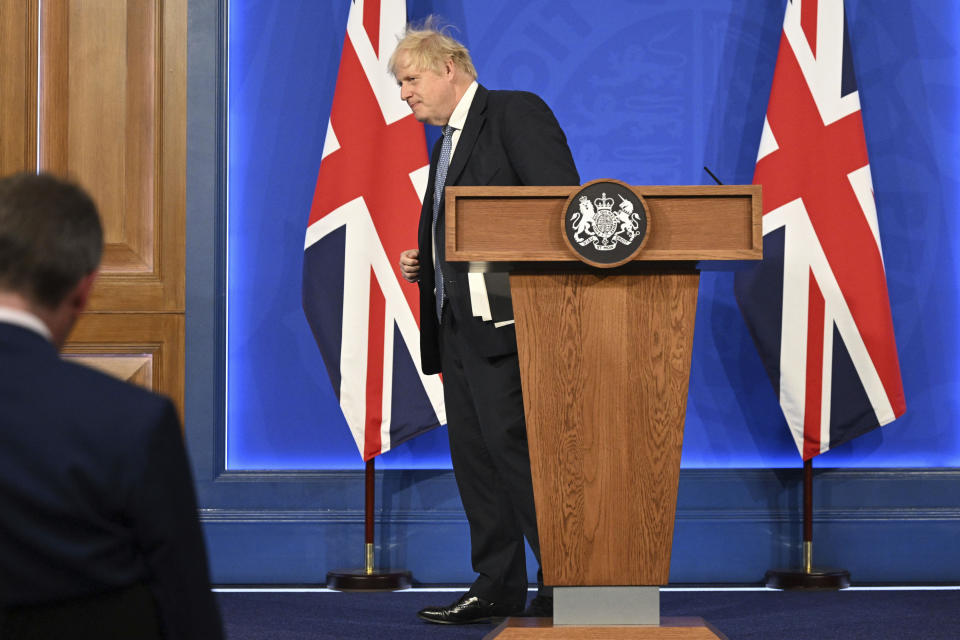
<box><xmin>417</xmin><ymin>594</ymin><xmax>522</xmax><ymax>625</ymax></box>
<box><xmin>518</xmin><ymin>595</ymin><xmax>553</xmax><ymax>618</ymax></box>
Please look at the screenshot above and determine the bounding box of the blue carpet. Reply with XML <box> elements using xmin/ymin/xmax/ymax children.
<box><xmin>217</xmin><ymin>589</ymin><xmax>960</xmax><ymax>639</ymax></box>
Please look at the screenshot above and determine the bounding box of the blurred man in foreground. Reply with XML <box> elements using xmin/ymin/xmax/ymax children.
<box><xmin>0</xmin><ymin>173</ymin><xmax>223</xmax><ymax>639</ymax></box>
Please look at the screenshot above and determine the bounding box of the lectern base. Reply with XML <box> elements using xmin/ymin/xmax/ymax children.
<box><xmin>764</xmin><ymin>568</ymin><xmax>850</xmax><ymax>590</ymax></box>
<box><xmin>324</xmin><ymin>569</ymin><xmax>411</xmax><ymax>591</ymax></box>
<box><xmin>555</xmin><ymin>586</ymin><xmax>659</xmax><ymax>625</ymax></box>
<box><xmin>483</xmin><ymin>617</ymin><xmax>728</xmax><ymax>640</ymax></box>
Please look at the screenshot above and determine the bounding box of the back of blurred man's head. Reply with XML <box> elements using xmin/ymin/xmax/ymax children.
<box><xmin>0</xmin><ymin>173</ymin><xmax>103</xmax><ymax>346</ymax></box>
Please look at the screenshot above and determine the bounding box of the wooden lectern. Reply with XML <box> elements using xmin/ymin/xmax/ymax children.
<box><xmin>444</xmin><ymin>183</ymin><xmax>761</xmax><ymax>640</ymax></box>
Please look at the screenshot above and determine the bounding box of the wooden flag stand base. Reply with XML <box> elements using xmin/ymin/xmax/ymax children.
<box><xmin>325</xmin><ymin>567</ymin><xmax>411</xmax><ymax>591</ymax></box>
<box><xmin>764</xmin><ymin>460</ymin><xmax>850</xmax><ymax>591</ymax></box>
<box><xmin>325</xmin><ymin>459</ymin><xmax>412</xmax><ymax>592</ymax></box>
<box><xmin>764</xmin><ymin>567</ymin><xmax>850</xmax><ymax>591</ymax></box>
<box><xmin>484</xmin><ymin>617</ymin><xmax>728</xmax><ymax>640</ymax></box>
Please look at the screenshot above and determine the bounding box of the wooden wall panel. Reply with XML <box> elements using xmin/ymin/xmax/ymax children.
<box><xmin>66</xmin><ymin>1</ymin><xmax>155</xmax><ymax>272</ymax></box>
<box><xmin>63</xmin><ymin>353</ymin><xmax>155</xmax><ymax>390</ymax></box>
<box><xmin>64</xmin><ymin>313</ymin><xmax>185</xmax><ymax>418</ymax></box>
<box><xmin>0</xmin><ymin>0</ymin><xmax>189</xmax><ymax>411</ymax></box>
<box><xmin>38</xmin><ymin>0</ymin><xmax>185</xmax><ymax>313</ymax></box>
<box><xmin>0</xmin><ymin>0</ymin><xmax>37</xmax><ymax>174</ymax></box>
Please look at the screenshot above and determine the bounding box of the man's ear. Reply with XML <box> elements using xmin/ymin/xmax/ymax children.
<box><xmin>444</xmin><ymin>58</ymin><xmax>456</xmax><ymax>78</ymax></box>
<box><xmin>48</xmin><ymin>270</ymin><xmax>99</xmax><ymax>350</ymax></box>
<box><xmin>69</xmin><ymin>270</ymin><xmax>99</xmax><ymax>315</ymax></box>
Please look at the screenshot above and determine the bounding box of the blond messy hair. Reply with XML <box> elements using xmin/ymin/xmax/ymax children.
<box><xmin>388</xmin><ymin>16</ymin><xmax>477</xmax><ymax>80</ymax></box>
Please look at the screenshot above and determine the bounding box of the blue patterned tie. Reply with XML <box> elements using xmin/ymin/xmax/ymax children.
<box><xmin>432</xmin><ymin>124</ymin><xmax>454</xmax><ymax>321</ymax></box>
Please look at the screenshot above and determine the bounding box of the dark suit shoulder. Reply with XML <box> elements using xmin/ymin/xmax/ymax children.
<box><xmin>476</xmin><ymin>87</ymin><xmax>580</xmax><ymax>187</ymax></box>
<box><xmin>50</xmin><ymin>357</ymin><xmax>176</xmax><ymax>440</ymax></box>
<box><xmin>483</xmin><ymin>89</ymin><xmax>554</xmax><ymax>115</ymax></box>
<box><xmin>61</xmin><ymin>357</ymin><xmax>170</xmax><ymax>406</ymax></box>
<box><xmin>0</xmin><ymin>324</ymin><xmax>174</xmax><ymax>438</ymax></box>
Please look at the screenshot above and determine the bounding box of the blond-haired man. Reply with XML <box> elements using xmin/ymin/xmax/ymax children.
<box><xmin>392</xmin><ymin>21</ymin><xmax>579</xmax><ymax>624</ymax></box>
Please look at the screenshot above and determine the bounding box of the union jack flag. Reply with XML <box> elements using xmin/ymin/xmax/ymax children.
<box><xmin>735</xmin><ymin>0</ymin><xmax>905</xmax><ymax>460</ymax></box>
<box><xmin>303</xmin><ymin>0</ymin><xmax>444</xmax><ymax>460</ymax></box>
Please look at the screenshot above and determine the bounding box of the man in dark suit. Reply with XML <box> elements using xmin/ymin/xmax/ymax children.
<box><xmin>0</xmin><ymin>173</ymin><xmax>223</xmax><ymax>639</ymax></box>
<box><xmin>390</xmin><ymin>21</ymin><xmax>580</xmax><ymax>624</ymax></box>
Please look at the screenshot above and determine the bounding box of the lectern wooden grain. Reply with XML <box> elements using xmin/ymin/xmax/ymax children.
<box><xmin>444</xmin><ymin>183</ymin><xmax>761</xmax><ymax>640</ymax></box>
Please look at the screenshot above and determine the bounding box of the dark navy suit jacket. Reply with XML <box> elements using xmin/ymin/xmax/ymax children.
<box><xmin>417</xmin><ymin>84</ymin><xmax>580</xmax><ymax>374</ymax></box>
<box><xmin>0</xmin><ymin>322</ymin><xmax>222</xmax><ymax>639</ymax></box>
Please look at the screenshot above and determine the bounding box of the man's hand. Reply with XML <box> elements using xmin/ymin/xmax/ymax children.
<box><xmin>399</xmin><ymin>249</ymin><xmax>420</xmax><ymax>283</ymax></box>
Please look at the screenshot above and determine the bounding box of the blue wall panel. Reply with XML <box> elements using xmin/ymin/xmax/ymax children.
<box><xmin>200</xmin><ymin>469</ymin><xmax>960</xmax><ymax>584</ymax></box>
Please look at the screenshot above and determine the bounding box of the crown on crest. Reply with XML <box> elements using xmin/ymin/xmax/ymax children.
<box><xmin>594</xmin><ymin>192</ymin><xmax>615</xmax><ymax>212</ymax></box>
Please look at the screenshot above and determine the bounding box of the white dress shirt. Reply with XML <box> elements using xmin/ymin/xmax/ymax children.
<box><xmin>0</xmin><ymin>306</ymin><xmax>53</xmax><ymax>342</ymax></box>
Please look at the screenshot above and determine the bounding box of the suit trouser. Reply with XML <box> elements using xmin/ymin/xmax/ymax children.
<box><xmin>439</xmin><ymin>305</ymin><xmax>542</xmax><ymax>606</ymax></box>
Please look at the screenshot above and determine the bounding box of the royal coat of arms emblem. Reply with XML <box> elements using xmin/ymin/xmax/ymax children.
<box><xmin>563</xmin><ymin>180</ymin><xmax>649</xmax><ymax>267</ymax></box>
<box><xmin>573</xmin><ymin>192</ymin><xmax>643</xmax><ymax>250</ymax></box>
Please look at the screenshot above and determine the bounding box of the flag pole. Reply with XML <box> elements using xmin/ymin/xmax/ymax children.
<box><xmin>365</xmin><ymin>458</ymin><xmax>375</xmax><ymax>574</ymax></box>
<box><xmin>764</xmin><ymin>459</ymin><xmax>850</xmax><ymax>590</ymax></box>
<box><xmin>326</xmin><ymin>458</ymin><xmax>412</xmax><ymax>591</ymax></box>
<box><xmin>803</xmin><ymin>459</ymin><xmax>813</xmax><ymax>574</ymax></box>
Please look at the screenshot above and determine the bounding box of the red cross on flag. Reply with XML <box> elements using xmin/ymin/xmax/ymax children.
<box><xmin>303</xmin><ymin>0</ymin><xmax>444</xmax><ymax>460</ymax></box>
<box><xmin>734</xmin><ymin>0</ymin><xmax>905</xmax><ymax>460</ymax></box>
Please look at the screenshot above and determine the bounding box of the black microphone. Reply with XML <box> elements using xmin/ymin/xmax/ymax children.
<box><xmin>703</xmin><ymin>166</ymin><xmax>724</xmax><ymax>185</ymax></box>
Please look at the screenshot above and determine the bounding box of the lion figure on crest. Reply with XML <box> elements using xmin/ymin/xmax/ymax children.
<box><xmin>572</xmin><ymin>195</ymin><xmax>597</xmax><ymax>244</ymax></box>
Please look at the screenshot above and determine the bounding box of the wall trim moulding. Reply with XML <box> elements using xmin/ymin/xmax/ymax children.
<box><xmin>200</xmin><ymin>468</ymin><xmax>960</xmax><ymax>585</ymax></box>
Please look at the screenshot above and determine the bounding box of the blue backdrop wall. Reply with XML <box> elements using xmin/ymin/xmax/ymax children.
<box><xmin>225</xmin><ymin>0</ymin><xmax>960</xmax><ymax>470</ymax></box>
<box><xmin>186</xmin><ymin>0</ymin><xmax>960</xmax><ymax>585</ymax></box>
